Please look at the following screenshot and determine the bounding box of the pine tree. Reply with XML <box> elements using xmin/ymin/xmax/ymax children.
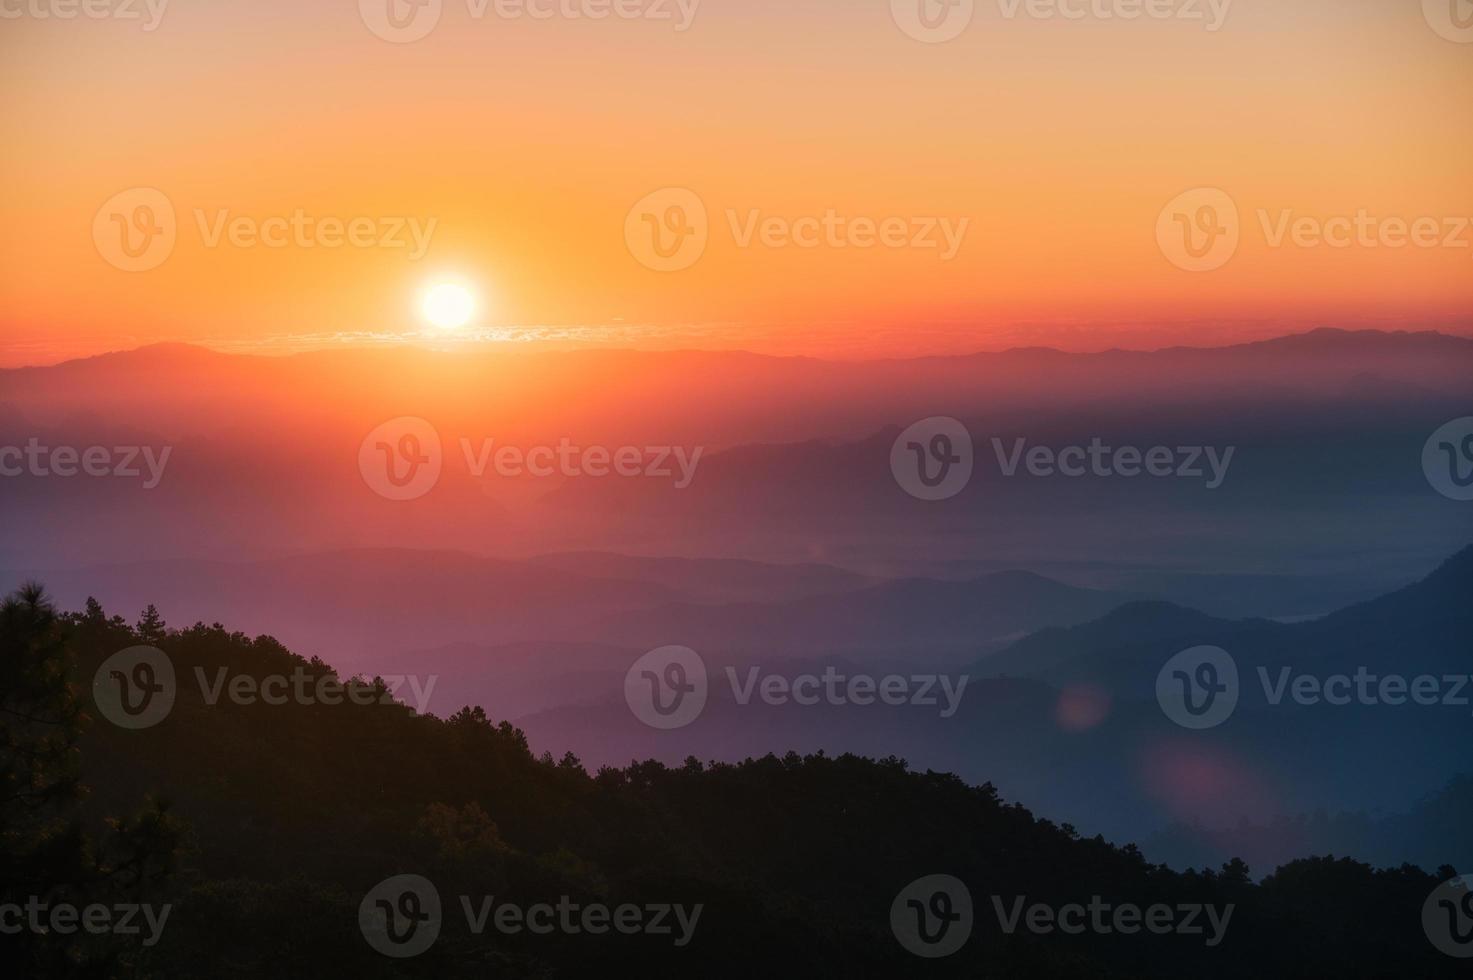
<box><xmin>0</xmin><ymin>583</ymin><xmax>84</xmax><ymax>847</ymax></box>
<box><xmin>136</xmin><ymin>604</ymin><xmax>167</xmax><ymax>644</ymax></box>
<box><xmin>1</xmin><ymin>586</ymin><xmax>182</xmax><ymax>974</ymax></box>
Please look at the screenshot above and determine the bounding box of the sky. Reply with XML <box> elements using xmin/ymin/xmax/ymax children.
<box><xmin>2</xmin><ymin>0</ymin><xmax>1470</xmax><ymax>366</ymax></box>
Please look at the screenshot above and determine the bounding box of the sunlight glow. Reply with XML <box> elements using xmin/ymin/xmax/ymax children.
<box><xmin>421</xmin><ymin>283</ymin><xmax>477</xmax><ymax>332</ymax></box>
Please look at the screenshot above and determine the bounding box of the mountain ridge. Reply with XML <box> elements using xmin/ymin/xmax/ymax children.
<box><xmin>6</xmin><ymin>326</ymin><xmax>1472</xmax><ymax>375</ymax></box>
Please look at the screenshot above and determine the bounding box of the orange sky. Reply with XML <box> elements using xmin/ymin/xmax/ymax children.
<box><xmin>2</xmin><ymin>0</ymin><xmax>1470</xmax><ymax>366</ymax></box>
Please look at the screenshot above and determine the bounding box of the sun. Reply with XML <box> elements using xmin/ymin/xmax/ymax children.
<box><xmin>420</xmin><ymin>282</ymin><xmax>476</xmax><ymax>332</ymax></box>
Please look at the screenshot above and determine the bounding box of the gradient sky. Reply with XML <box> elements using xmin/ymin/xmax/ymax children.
<box><xmin>2</xmin><ymin>0</ymin><xmax>1470</xmax><ymax>365</ymax></box>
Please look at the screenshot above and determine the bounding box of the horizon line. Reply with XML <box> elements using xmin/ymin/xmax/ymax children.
<box><xmin>6</xmin><ymin>323</ymin><xmax>1473</xmax><ymax>372</ymax></box>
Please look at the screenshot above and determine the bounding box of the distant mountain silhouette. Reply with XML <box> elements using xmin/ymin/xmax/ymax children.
<box><xmin>13</xmin><ymin>551</ymin><xmax>1136</xmax><ymax>672</ymax></box>
<box><xmin>1306</xmin><ymin>542</ymin><xmax>1473</xmax><ymax>640</ymax></box>
<box><xmin>974</xmin><ymin>543</ymin><xmax>1473</xmax><ymax>691</ymax></box>
<box><xmin>974</xmin><ymin>601</ymin><xmax>1270</xmax><ymax>680</ymax></box>
<box><xmin>7</xmin><ymin>581</ymin><xmax>1458</xmax><ymax>980</ymax></box>
<box><xmin>525</xmin><ymin>551</ymin><xmax>875</xmax><ymax>603</ymax></box>
<box><xmin>3</xmin><ymin>328</ymin><xmax>1469</xmax><ymax>574</ymax></box>
<box><xmin>585</xmin><ymin>570</ymin><xmax>1133</xmax><ymax>658</ymax></box>
<box><xmin>919</xmin><ymin>560</ymin><xmax>1386</xmax><ymax>620</ymax></box>
<box><xmin>1146</xmin><ymin>773</ymin><xmax>1473</xmax><ymax>877</ymax></box>
<box><xmin>504</xmin><ymin>545</ymin><xmax>1473</xmax><ymax>854</ymax></box>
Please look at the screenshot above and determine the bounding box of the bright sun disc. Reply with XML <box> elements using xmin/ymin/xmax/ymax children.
<box><xmin>421</xmin><ymin>283</ymin><xmax>476</xmax><ymax>331</ymax></box>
